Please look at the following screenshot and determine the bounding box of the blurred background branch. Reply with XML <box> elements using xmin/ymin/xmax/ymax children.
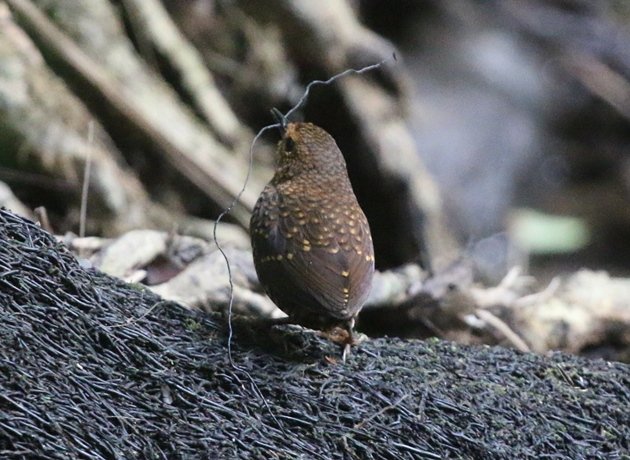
<box><xmin>0</xmin><ymin>0</ymin><xmax>628</xmax><ymax>361</ymax></box>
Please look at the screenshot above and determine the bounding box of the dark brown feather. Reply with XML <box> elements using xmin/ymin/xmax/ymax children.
<box><xmin>250</xmin><ymin>123</ymin><xmax>374</xmax><ymax>329</ymax></box>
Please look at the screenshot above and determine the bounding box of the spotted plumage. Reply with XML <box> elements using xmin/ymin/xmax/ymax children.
<box><xmin>250</xmin><ymin>122</ymin><xmax>374</xmax><ymax>334</ymax></box>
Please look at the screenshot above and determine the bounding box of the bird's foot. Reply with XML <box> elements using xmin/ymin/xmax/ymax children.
<box><xmin>322</xmin><ymin>318</ymin><xmax>366</xmax><ymax>363</ymax></box>
<box><xmin>342</xmin><ymin>342</ymin><xmax>352</xmax><ymax>363</ymax></box>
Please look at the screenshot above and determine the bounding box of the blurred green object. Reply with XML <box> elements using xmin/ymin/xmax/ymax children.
<box><xmin>510</xmin><ymin>209</ymin><xmax>590</xmax><ymax>254</ymax></box>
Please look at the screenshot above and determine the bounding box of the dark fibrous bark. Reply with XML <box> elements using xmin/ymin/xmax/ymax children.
<box><xmin>1</xmin><ymin>209</ymin><xmax>628</xmax><ymax>459</ymax></box>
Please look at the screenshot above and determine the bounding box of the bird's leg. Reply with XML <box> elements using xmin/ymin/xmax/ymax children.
<box><xmin>341</xmin><ymin>317</ymin><xmax>356</xmax><ymax>363</ymax></box>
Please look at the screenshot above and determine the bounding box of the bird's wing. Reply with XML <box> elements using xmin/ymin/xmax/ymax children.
<box><xmin>251</xmin><ymin>186</ymin><xmax>373</xmax><ymax>321</ymax></box>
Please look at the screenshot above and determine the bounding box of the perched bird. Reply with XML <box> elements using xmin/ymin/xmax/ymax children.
<box><xmin>250</xmin><ymin>122</ymin><xmax>374</xmax><ymax>355</ymax></box>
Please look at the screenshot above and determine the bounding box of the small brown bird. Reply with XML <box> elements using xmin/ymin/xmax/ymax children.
<box><xmin>250</xmin><ymin>122</ymin><xmax>374</xmax><ymax>355</ymax></box>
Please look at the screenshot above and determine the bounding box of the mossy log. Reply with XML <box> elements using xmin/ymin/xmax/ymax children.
<box><xmin>0</xmin><ymin>208</ymin><xmax>628</xmax><ymax>459</ymax></box>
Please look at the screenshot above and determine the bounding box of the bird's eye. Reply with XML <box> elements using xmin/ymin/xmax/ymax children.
<box><xmin>284</xmin><ymin>137</ymin><xmax>295</xmax><ymax>153</ymax></box>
